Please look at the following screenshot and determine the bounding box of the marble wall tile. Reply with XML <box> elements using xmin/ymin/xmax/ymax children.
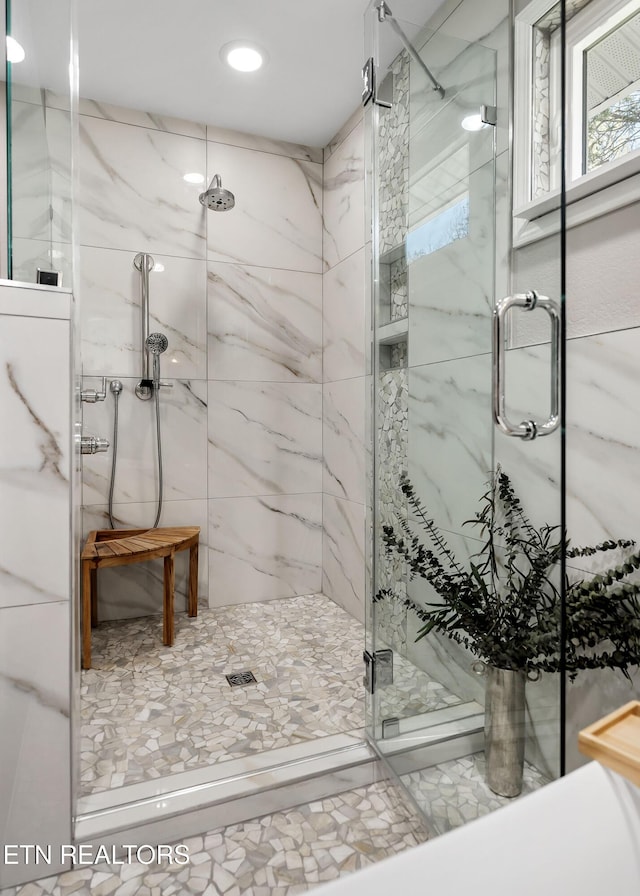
<box><xmin>324</xmin><ymin>107</ymin><xmax>364</xmax><ymax>164</ymax></box>
<box><xmin>565</xmin><ymin>202</ymin><xmax>640</xmax><ymax>340</ymax></box>
<box><xmin>408</xmin><ymin>354</ymin><xmax>493</xmax><ymax>534</ymax></box>
<box><xmin>11</xmin><ymin>102</ymin><xmax>72</xmax><ymax>248</ymax></box>
<box><xmin>562</xmin><ymin>327</ymin><xmax>640</xmax><ymax>765</ymax></box>
<box><xmin>0</xmin><ymin>601</ymin><xmax>71</xmax><ymax>888</ymax></box>
<box><xmin>206</xmin><ymin>124</ymin><xmax>322</xmax><ymax>163</ymax></box>
<box><xmin>208</xmin><ymin>381</ymin><xmax>322</xmax><ymax>498</ymax></box>
<box><xmin>437</xmin><ymin>0</ymin><xmax>508</xmax><ymax>47</ymax></box>
<box><xmin>76</xmin><ymin>97</ymin><xmax>207</xmax><ymax>139</ymax></box>
<box><xmin>208</xmin><ymin>494</ymin><xmax>322</xmax><ymax>605</ymax></box>
<box><xmin>10</xmin><ymin>101</ymin><xmax>50</xmax><ymax>243</ymax></box>
<box><xmin>206</xmin><ymin>141</ymin><xmax>323</xmax><ymax>273</ymax></box>
<box><xmin>11</xmin><ymin>238</ymin><xmax>73</xmax><ymax>288</ymax></box>
<box><xmin>323</xmin><ymin>378</ymin><xmax>366</xmax><ymax>506</ymax></box>
<box><xmin>323</xmin><ymin>247</ymin><xmax>366</xmax><ymax>383</ymax></box>
<box><xmin>0</xmin><ymin>316</ymin><xmax>70</xmax><ymax>609</ymax></box>
<box><xmin>408</xmin><ymin>159</ymin><xmax>494</xmax><ymax>369</ymax></box>
<box><xmin>494</xmin><ymin>150</ymin><xmax>510</xmax><ymax>302</ymax></box>
<box><xmin>322</xmin><ymin>494</ymin><xmax>366</xmax><ymax>623</ymax></box>
<box><xmin>207</xmin><ymin>262</ymin><xmax>322</xmax><ymax>383</ymax></box>
<box><xmin>81</xmin><ymin>378</ymin><xmax>207</xmax><ymax>507</ymax></box>
<box><xmin>565</xmin><ymin>329</ymin><xmax>640</xmax><ymax>546</ymax></box>
<box><xmin>78</xmin><ymin>115</ymin><xmax>207</xmax><ymax>258</ymax></box>
<box><xmin>80</xmin><ymin>247</ymin><xmax>206</xmax><ymax>379</ymax></box>
<box><xmin>323</xmin><ymin>118</ymin><xmax>365</xmax><ymax>271</ymax></box>
<box><xmin>82</xmin><ymin>500</ymin><xmax>209</xmax><ymax>619</ymax></box>
<box><xmin>492</xmin><ymin>341</ymin><xmax>562</xmax><ymax>534</ymax></box>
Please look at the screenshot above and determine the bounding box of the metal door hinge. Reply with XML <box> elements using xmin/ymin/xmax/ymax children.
<box><xmin>362</xmin><ymin>58</ymin><xmax>392</xmax><ymax>108</ymax></box>
<box><xmin>363</xmin><ymin>649</ymin><xmax>394</xmax><ymax>694</ymax></box>
<box><xmin>481</xmin><ymin>104</ymin><xmax>497</xmax><ymax>126</ymax></box>
<box><xmin>382</xmin><ymin>717</ymin><xmax>400</xmax><ymax>738</ymax></box>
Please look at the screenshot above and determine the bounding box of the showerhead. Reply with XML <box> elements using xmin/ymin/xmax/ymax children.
<box><xmin>199</xmin><ymin>174</ymin><xmax>235</xmax><ymax>211</ymax></box>
<box><xmin>146</xmin><ymin>333</ymin><xmax>168</xmax><ymax>354</ymax></box>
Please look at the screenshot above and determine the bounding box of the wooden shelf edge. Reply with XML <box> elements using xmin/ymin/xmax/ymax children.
<box><xmin>578</xmin><ymin>701</ymin><xmax>640</xmax><ymax>787</ymax></box>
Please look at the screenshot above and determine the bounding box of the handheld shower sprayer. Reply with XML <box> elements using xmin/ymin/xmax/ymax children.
<box><xmin>145</xmin><ymin>332</ymin><xmax>168</xmax><ymax>388</ymax></box>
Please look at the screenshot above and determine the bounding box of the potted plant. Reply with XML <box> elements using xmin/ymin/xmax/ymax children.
<box><xmin>376</xmin><ymin>467</ymin><xmax>640</xmax><ymax>796</ymax></box>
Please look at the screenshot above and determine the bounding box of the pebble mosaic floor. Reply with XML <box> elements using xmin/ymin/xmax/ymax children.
<box><xmin>0</xmin><ymin>780</ymin><xmax>430</xmax><ymax>896</ymax></box>
<box><xmin>402</xmin><ymin>753</ymin><xmax>549</xmax><ymax>835</ymax></box>
<box><xmin>81</xmin><ymin>595</ymin><xmax>363</xmax><ymax>793</ymax></box>
<box><xmin>81</xmin><ymin>594</ymin><xmax>460</xmax><ymax>795</ymax></box>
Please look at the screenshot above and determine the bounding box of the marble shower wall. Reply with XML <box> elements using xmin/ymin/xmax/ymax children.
<box><xmin>513</xmin><ymin>214</ymin><xmax>640</xmax><ymax>771</ymax></box>
<box><xmin>78</xmin><ymin>100</ymin><xmax>324</xmax><ymax>617</ymax></box>
<box><xmin>322</xmin><ymin>111</ymin><xmax>367</xmax><ymax>624</ymax></box>
<box><xmin>0</xmin><ymin>286</ymin><xmax>72</xmax><ymax>888</ymax></box>
<box><xmin>9</xmin><ymin>85</ymin><xmax>74</xmax><ymax>286</ymax></box>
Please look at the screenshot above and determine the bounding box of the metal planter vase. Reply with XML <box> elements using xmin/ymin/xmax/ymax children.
<box><xmin>484</xmin><ymin>665</ymin><xmax>526</xmax><ymax>797</ymax></box>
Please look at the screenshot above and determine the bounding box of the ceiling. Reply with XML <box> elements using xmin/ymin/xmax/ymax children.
<box><xmin>12</xmin><ymin>0</ymin><xmax>447</xmax><ymax>148</ymax></box>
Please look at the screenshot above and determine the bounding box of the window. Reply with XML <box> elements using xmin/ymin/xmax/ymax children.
<box><xmin>514</xmin><ymin>0</ymin><xmax>640</xmax><ymax>245</ymax></box>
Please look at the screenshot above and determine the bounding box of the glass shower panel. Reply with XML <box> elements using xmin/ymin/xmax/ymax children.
<box><xmin>367</xmin><ymin>0</ymin><xmax>565</xmax><ymax>834</ymax></box>
<box><xmin>5</xmin><ymin>0</ymin><xmax>75</xmax><ymax>285</ymax></box>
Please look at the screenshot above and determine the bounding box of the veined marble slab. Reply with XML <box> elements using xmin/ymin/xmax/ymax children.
<box><xmin>0</xmin><ymin>601</ymin><xmax>71</xmax><ymax>888</ymax></box>
<box><xmin>0</xmin><ymin>315</ymin><xmax>70</xmax><ymax>609</ymax></box>
<box><xmin>207</xmin><ymin>262</ymin><xmax>322</xmax><ymax>383</ymax></box>
<box><xmin>81</xmin><ymin>377</ymin><xmax>207</xmax><ymax>507</ymax></box>
<box><xmin>208</xmin><ymin>380</ymin><xmax>322</xmax><ymax>498</ymax></box>
<box><xmin>323</xmin><ymin>494</ymin><xmax>365</xmax><ymax>623</ymax></box>
<box><xmin>323</xmin><ymin>248</ymin><xmax>366</xmax><ymax>383</ymax></box>
<box><xmin>208</xmin><ymin>493</ymin><xmax>322</xmax><ymax>604</ymax></box>
<box><xmin>323</xmin><ymin>118</ymin><xmax>365</xmax><ymax>272</ymax></box>
<box><xmin>206</xmin><ymin>141</ymin><xmax>323</xmax><ymax>273</ymax></box>
<box><xmin>323</xmin><ymin>378</ymin><xmax>366</xmax><ymax>506</ymax></box>
<box><xmin>207</xmin><ymin>125</ymin><xmax>322</xmax><ymax>163</ymax></box>
<box><xmin>80</xmin><ymin>247</ymin><xmax>207</xmax><ymax>379</ymax></box>
<box><xmin>408</xmin><ymin>353</ymin><xmax>493</xmax><ymax>535</ymax></box>
<box><xmin>78</xmin><ymin>115</ymin><xmax>207</xmax><ymax>259</ymax></box>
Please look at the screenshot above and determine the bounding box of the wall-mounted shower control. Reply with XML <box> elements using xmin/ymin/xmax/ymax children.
<box><xmin>81</xmin><ymin>377</ymin><xmax>107</xmax><ymax>403</ymax></box>
<box><xmin>81</xmin><ymin>435</ymin><xmax>110</xmax><ymax>455</ymax></box>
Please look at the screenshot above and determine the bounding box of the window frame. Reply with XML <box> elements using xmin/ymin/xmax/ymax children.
<box><xmin>513</xmin><ymin>0</ymin><xmax>640</xmax><ymax>247</ymax></box>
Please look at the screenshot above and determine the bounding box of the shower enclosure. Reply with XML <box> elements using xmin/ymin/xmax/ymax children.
<box><xmin>365</xmin><ymin>0</ymin><xmax>566</xmax><ymax>830</ymax></box>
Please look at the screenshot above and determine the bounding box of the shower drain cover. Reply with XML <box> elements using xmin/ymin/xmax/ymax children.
<box><xmin>225</xmin><ymin>670</ymin><xmax>257</xmax><ymax>687</ymax></box>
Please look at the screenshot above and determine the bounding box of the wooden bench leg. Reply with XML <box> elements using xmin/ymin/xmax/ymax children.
<box><xmin>188</xmin><ymin>543</ymin><xmax>198</xmax><ymax>617</ymax></box>
<box><xmin>90</xmin><ymin>568</ymin><xmax>98</xmax><ymax>628</ymax></box>
<box><xmin>82</xmin><ymin>560</ymin><xmax>92</xmax><ymax>670</ymax></box>
<box><xmin>163</xmin><ymin>552</ymin><xmax>175</xmax><ymax>646</ymax></box>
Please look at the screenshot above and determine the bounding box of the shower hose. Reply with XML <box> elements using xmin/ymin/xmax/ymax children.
<box><xmin>108</xmin><ymin>379</ymin><xmax>164</xmax><ymax>529</ymax></box>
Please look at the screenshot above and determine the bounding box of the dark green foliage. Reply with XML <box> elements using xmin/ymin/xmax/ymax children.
<box><xmin>376</xmin><ymin>468</ymin><xmax>640</xmax><ymax>679</ymax></box>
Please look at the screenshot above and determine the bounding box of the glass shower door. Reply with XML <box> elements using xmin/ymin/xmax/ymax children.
<box><xmin>366</xmin><ymin>0</ymin><xmax>565</xmax><ymax>833</ymax></box>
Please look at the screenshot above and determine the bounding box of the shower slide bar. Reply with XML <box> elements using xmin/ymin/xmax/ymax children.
<box><xmin>376</xmin><ymin>1</ymin><xmax>445</xmax><ymax>99</ymax></box>
<box><xmin>133</xmin><ymin>252</ymin><xmax>172</xmax><ymax>400</ymax></box>
<box><xmin>492</xmin><ymin>291</ymin><xmax>561</xmax><ymax>440</ymax></box>
<box><xmin>134</xmin><ymin>251</ymin><xmax>155</xmax><ymax>400</ymax></box>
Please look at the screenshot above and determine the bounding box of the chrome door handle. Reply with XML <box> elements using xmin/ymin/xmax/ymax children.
<box><xmin>492</xmin><ymin>290</ymin><xmax>561</xmax><ymax>440</ymax></box>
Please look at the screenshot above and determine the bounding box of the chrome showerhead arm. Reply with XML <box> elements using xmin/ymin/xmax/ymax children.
<box><xmin>376</xmin><ymin>1</ymin><xmax>445</xmax><ymax>99</ymax></box>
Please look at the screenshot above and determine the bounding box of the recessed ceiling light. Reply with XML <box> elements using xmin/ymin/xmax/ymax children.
<box><xmin>151</xmin><ymin>263</ymin><xmax>165</xmax><ymax>273</ymax></box>
<box><xmin>461</xmin><ymin>114</ymin><xmax>487</xmax><ymax>132</ymax></box>
<box><xmin>6</xmin><ymin>36</ymin><xmax>25</xmax><ymax>63</ymax></box>
<box><xmin>221</xmin><ymin>41</ymin><xmax>266</xmax><ymax>73</ymax></box>
<box><xmin>184</xmin><ymin>172</ymin><xmax>205</xmax><ymax>184</ymax></box>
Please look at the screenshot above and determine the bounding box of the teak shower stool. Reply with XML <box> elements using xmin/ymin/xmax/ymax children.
<box><xmin>81</xmin><ymin>526</ymin><xmax>200</xmax><ymax>669</ymax></box>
